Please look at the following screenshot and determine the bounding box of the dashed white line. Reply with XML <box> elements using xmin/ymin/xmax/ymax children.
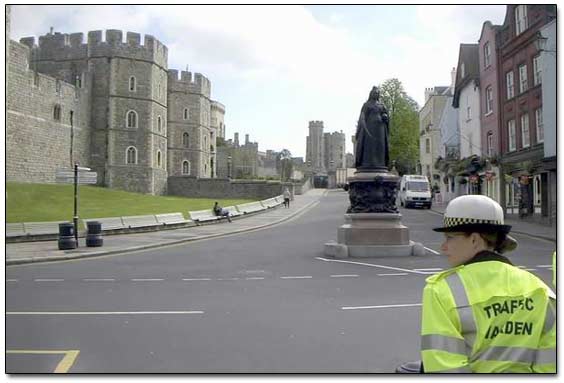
<box><xmin>377</xmin><ymin>273</ymin><xmax>409</xmax><ymax>276</ymax></box>
<box><xmin>330</xmin><ymin>274</ymin><xmax>359</xmax><ymax>278</ymax></box>
<box><xmin>280</xmin><ymin>276</ymin><xmax>313</xmax><ymax>279</ymax></box>
<box><xmin>424</xmin><ymin>247</ymin><xmax>441</xmax><ymax>255</ymax></box>
<box><xmin>182</xmin><ymin>278</ymin><xmax>211</xmax><ymax>281</ymax></box>
<box><xmin>34</xmin><ymin>279</ymin><xmax>64</xmax><ymax>282</ymax></box>
<box><xmin>537</xmin><ymin>265</ymin><xmax>553</xmax><ymax>268</ymax></box>
<box><xmin>131</xmin><ymin>279</ymin><xmax>164</xmax><ymax>282</ymax></box>
<box><xmin>315</xmin><ymin>257</ymin><xmax>429</xmax><ymax>275</ymax></box>
<box><xmin>342</xmin><ymin>303</ymin><xmax>422</xmax><ymax>310</ymax></box>
<box><xmin>7</xmin><ymin>279</ymin><xmax>18</xmax><ymax>282</ymax></box>
<box><xmin>245</xmin><ymin>277</ymin><xmax>265</xmax><ymax>280</ymax></box>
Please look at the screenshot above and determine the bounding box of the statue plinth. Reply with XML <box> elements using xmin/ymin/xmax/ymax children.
<box><xmin>324</xmin><ymin>170</ymin><xmax>425</xmax><ymax>258</ymax></box>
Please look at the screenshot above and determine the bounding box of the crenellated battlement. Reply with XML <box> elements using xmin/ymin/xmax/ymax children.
<box><xmin>167</xmin><ymin>68</ymin><xmax>211</xmax><ymax>98</ymax></box>
<box><xmin>19</xmin><ymin>29</ymin><xmax>168</xmax><ymax>68</ymax></box>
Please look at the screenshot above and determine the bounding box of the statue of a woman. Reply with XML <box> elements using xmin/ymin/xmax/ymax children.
<box><xmin>354</xmin><ymin>86</ymin><xmax>390</xmax><ymax>172</ymax></box>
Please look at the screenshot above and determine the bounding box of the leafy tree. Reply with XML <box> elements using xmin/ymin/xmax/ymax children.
<box><xmin>378</xmin><ymin>79</ymin><xmax>420</xmax><ymax>175</ymax></box>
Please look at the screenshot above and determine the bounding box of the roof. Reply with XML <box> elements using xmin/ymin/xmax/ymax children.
<box><xmin>452</xmin><ymin>44</ymin><xmax>480</xmax><ymax>108</ymax></box>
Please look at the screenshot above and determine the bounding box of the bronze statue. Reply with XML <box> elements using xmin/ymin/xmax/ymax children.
<box><xmin>354</xmin><ymin>86</ymin><xmax>389</xmax><ymax>171</ymax></box>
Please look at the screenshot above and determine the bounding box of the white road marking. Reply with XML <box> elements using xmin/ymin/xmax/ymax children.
<box><xmin>182</xmin><ymin>278</ymin><xmax>211</xmax><ymax>281</ymax></box>
<box><xmin>377</xmin><ymin>273</ymin><xmax>409</xmax><ymax>276</ymax></box>
<box><xmin>330</xmin><ymin>274</ymin><xmax>359</xmax><ymax>278</ymax></box>
<box><xmin>424</xmin><ymin>247</ymin><xmax>441</xmax><ymax>255</ymax></box>
<box><xmin>34</xmin><ymin>279</ymin><xmax>64</xmax><ymax>282</ymax></box>
<box><xmin>315</xmin><ymin>257</ymin><xmax>429</xmax><ymax>275</ymax></box>
<box><xmin>131</xmin><ymin>279</ymin><xmax>164</xmax><ymax>282</ymax></box>
<box><xmin>83</xmin><ymin>279</ymin><xmax>116</xmax><ymax>282</ymax></box>
<box><xmin>537</xmin><ymin>265</ymin><xmax>553</xmax><ymax>268</ymax></box>
<box><xmin>280</xmin><ymin>276</ymin><xmax>313</xmax><ymax>279</ymax></box>
<box><xmin>7</xmin><ymin>279</ymin><xmax>18</xmax><ymax>282</ymax></box>
<box><xmin>245</xmin><ymin>277</ymin><xmax>265</xmax><ymax>280</ymax></box>
<box><xmin>413</xmin><ymin>268</ymin><xmax>443</xmax><ymax>272</ymax></box>
<box><xmin>7</xmin><ymin>311</ymin><xmax>204</xmax><ymax>315</ymax></box>
<box><xmin>342</xmin><ymin>303</ymin><xmax>422</xmax><ymax>310</ymax></box>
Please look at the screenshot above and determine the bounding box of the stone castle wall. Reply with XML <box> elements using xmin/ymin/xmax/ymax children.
<box><xmin>7</xmin><ymin>40</ymin><xmax>92</xmax><ymax>183</ymax></box>
<box><xmin>168</xmin><ymin>177</ymin><xmax>286</xmax><ymax>200</ymax></box>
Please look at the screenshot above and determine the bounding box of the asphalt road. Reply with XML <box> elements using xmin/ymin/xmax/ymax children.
<box><xmin>6</xmin><ymin>190</ymin><xmax>555</xmax><ymax>373</ymax></box>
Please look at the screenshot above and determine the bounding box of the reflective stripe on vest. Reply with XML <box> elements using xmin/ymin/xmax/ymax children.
<box><xmin>445</xmin><ymin>272</ymin><xmax>477</xmax><ymax>353</ymax></box>
<box><xmin>471</xmin><ymin>346</ymin><xmax>536</xmax><ymax>364</ymax></box>
<box><xmin>421</xmin><ymin>334</ymin><xmax>466</xmax><ymax>355</ymax></box>
<box><xmin>535</xmin><ymin>348</ymin><xmax>556</xmax><ymax>364</ymax></box>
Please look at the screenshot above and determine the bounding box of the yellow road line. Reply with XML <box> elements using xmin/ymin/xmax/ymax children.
<box><xmin>6</xmin><ymin>349</ymin><xmax>80</xmax><ymax>373</ymax></box>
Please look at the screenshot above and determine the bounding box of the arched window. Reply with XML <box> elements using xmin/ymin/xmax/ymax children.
<box><xmin>183</xmin><ymin>132</ymin><xmax>189</xmax><ymax>148</ymax></box>
<box><xmin>183</xmin><ymin>108</ymin><xmax>189</xmax><ymax>120</ymax></box>
<box><xmin>156</xmin><ymin>150</ymin><xmax>162</xmax><ymax>168</ymax></box>
<box><xmin>129</xmin><ymin>76</ymin><xmax>136</xmax><ymax>92</ymax></box>
<box><xmin>157</xmin><ymin>116</ymin><xmax>162</xmax><ymax>133</ymax></box>
<box><xmin>182</xmin><ymin>160</ymin><xmax>190</xmax><ymax>175</ymax></box>
<box><xmin>126</xmin><ymin>146</ymin><xmax>137</xmax><ymax>164</ymax></box>
<box><xmin>126</xmin><ymin>110</ymin><xmax>138</xmax><ymax>128</ymax></box>
<box><xmin>204</xmin><ymin>135</ymin><xmax>207</xmax><ymax>150</ymax></box>
<box><xmin>53</xmin><ymin>104</ymin><xmax>61</xmax><ymax>121</ymax></box>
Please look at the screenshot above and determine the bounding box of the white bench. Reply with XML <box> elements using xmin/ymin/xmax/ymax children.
<box><xmin>189</xmin><ymin>209</ymin><xmax>220</xmax><ymax>223</ymax></box>
<box><xmin>83</xmin><ymin>217</ymin><xmax>125</xmax><ymax>231</ymax></box>
<box><xmin>261</xmin><ymin>197</ymin><xmax>281</xmax><ymax>208</ymax></box>
<box><xmin>274</xmin><ymin>194</ymin><xmax>284</xmax><ymax>203</ymax></box>
<box><xmin>24</xmin><ymin>221</ymin><xmax>67</xmax><ymax>235</ymax></box>
<box><xmin>121</xmin><ymin>215</ymin><xmax>161</xmax><ymax>229</ymax></box>
<box><xmin>7</xmin><ymin>223</ymin><xmax>25</xmax><ymax>237</ymax></box>
<box><xmin>224</xmin><ymin>206</ymin><xmax>242</xmax><ymax>217</ymax></box>
<box><xmin>236</xmin><ymin>201</ymin><xmax>266</xmax><ymax>214</ymax></box>
<box><xmin>155</xmin><ymin>212</ymin><xmax>191</xmax><ymax>225</ymax></box>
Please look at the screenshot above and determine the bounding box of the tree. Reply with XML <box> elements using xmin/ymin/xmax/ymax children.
<box><xmin>277</xmin><ymin>149</ymin><xmax>293</xmax><ymax>182</ymax></box>
<box><xmin>378</xmin><ymin>79</ymin><xmax>420</xmax><ymax>175</ymax></box>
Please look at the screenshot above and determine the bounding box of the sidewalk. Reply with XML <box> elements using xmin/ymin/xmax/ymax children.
<box><xmin>431</xmin><ymin>202</ymin><xmax>556</xmax><ymax>243</ymax></box>
<box><xmin>6</xmin><ymin>189</ymin><xmax>327</xmax><ymax>266</ymax></box>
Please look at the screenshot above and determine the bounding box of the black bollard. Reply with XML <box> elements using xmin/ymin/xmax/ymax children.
<box><xmin>58</xmin><ymin>222</ymin><xmax>77</xmax><ymax>250</ymax></box>
<box><xmin>86</xmin><ymin>221</ymin><xmax>103</xmax><ymax>247</ymax></box>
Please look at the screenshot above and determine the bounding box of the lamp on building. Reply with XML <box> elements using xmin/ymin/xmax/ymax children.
<box><xmin>534</xmin><ymin>31</ymin><xmax>556</xmax><ymax>54</ymax></box>
<box><xmin>227</xmin><ymin>156</ymin><xmax>232</xmax><ymax>179</ymax></box>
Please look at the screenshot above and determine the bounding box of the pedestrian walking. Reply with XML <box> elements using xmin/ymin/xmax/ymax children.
<box><xmin>213</xmin><ymin>201</ymin><xmax>232</xmax><ymax>223</ymax></box>
<box><xmin>397</xmin><ymin>195</ymin><xmax>555</xmax><ymax>373</ymax></box>
<box><xmin>283</xmin><ymin>187</ymin><xmax>291</xmax><ymax>208</ymax></box>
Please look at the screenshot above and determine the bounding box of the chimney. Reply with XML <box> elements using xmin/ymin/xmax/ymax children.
<box><xmin>451</xmin><ymin>67</ymin><xmax>457</xmax><ymax>90</ymax></box>
<box><xmin>234</xmin><ymin>132</ymin><xmax>239</xmax><ymax>147</ymax></box>
<box><xmin>245</xmin><ymin>134</ymin><xmax>249</xmax><ymax>145</ymax></box>
<box><xmin>50</xmin><ymin>26</ymin><xmax>54</xmax><ymax>34</ymax></box>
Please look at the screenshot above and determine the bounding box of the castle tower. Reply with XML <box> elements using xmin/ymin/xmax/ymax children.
<box><xmin>306</xmin><ymin>120</ymin><xmax>325</xmax><ymax>172</ymax></box>
<box><xmin>20</xmin><ymin>29</ymin><xmax>170</xmax><ymax>194</ymax></box>
<box><xmin>167</xmin><ymin>68</ymin><xmax>213</xmax><ymax>178</ymax></box>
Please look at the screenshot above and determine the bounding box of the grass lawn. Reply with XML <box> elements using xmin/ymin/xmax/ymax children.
<box><xmin>6</xmin><ymin>182</ymin><xmax>254</xmax><ymax>225</ymax></box>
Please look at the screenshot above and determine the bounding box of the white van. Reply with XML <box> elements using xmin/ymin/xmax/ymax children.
<box><xmin>399</xmin><ymin>175</ymin><xmax>432</xmax><ymax>209</ymax></box>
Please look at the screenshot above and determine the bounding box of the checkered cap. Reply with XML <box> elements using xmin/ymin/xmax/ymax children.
<box><xmin>444</xmin><ymin>216</ymin><xmax>502</xmax><ymax>228</ymax></box>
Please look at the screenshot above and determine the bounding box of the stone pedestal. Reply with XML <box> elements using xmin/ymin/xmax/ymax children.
<box><xmin>324</xmin><ymin>170</ymin><xmax>425</xmax><ymax>258</ymax></box>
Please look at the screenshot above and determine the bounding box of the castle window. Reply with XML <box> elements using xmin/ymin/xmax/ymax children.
<box><xmin>515</xmin><ymin>5</ymin><xmax>528</xmax><ymax>36</ymax></box>
<box><xmin>183</xmin><ymin>108</ymin><xmax>189</xmax><ymax>120</ymax></box>
<box><xmin>126</xmin><ymin>146</ymin><xmax>137</xmax><ymax>164</ymax></box>
<box><xmin>53</xmin><ymin>104</ymin><xmax>61</xmax><ymax>121</ymax></box>
<box><xmin>129</xmin><ymin>76</ymin><xmax>136</xmax><ymax>92</ymax></box>
<box><xmin>55</xmin><ymin>80</ymin><xmax>61</xmax><ymax>94</ymax></box>
<box><xmin>183</xmin><ymin>132</ymin><xmax>190</xmax><ymax>148</ymax></box>
<box><xmin>156</xmin><ymin>150</ymin><xmax>162</xmax><ymax>168</ymax></box>
<box><xmin>182</xmin><ymin>160</ymin><xmax>190</xmax><ymax>175</ymax></box>
<box><xmin>76</xmin><ymin>74</ymin><xmax>82</xmax><ymax>88</ymax></box>
<box><xmin>157</xmin><ymin>116</ymin><xmax>162</xmax><ymax>133</ymax></box>
<box><xmin>126</xmin><ymin>110</ymin><xmax>138</xmax><ymax>128</ymax></box>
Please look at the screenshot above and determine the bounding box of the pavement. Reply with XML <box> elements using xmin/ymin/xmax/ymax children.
<box><xmin>430</xmin><ymin>202</ymin><xmax>556</xmax><ymax>243</ymax></box>
<box><xmin>6</xmin><ymin>189</ymin><xmax>555</xmax><ymax>266</ymax></box>
<box><xmin>6</xmin><ymin>189</ymin><xmax>328</xmax><ymax>266</ymax></box>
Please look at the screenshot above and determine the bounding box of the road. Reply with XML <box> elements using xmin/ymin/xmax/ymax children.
<box><xmin>6</xmin><ymin>190</ymin><xmax>555</xmax><ymax>373</ymax></box>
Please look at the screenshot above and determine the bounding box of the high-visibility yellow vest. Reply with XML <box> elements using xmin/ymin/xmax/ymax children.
<box><xmin>421</xmin><ymin>260</ymin><xmax>556</xmax><ymax>373</ymax></box>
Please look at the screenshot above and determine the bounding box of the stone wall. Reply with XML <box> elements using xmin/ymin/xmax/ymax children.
<box><xmin>7</xmin><ymin>40</ymin><xmax>92</xmax><ymax>183</ymax></box>
<box><xmin>168</xmin><ymin>177</ymin><xmax>290</xmax><ymax>200</ymax></box>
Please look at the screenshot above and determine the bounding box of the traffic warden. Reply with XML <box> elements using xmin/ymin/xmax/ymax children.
<box><xmin>398</xmin><ymin>195</ymin><xmax>556</xmax><ymax>373</ymax></box>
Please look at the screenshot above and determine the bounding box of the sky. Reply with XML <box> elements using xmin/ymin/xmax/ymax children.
<box><xmin>10</xmin><ymin>4</ymin><xmax>507</xmax><ymax>158</ymax></box>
